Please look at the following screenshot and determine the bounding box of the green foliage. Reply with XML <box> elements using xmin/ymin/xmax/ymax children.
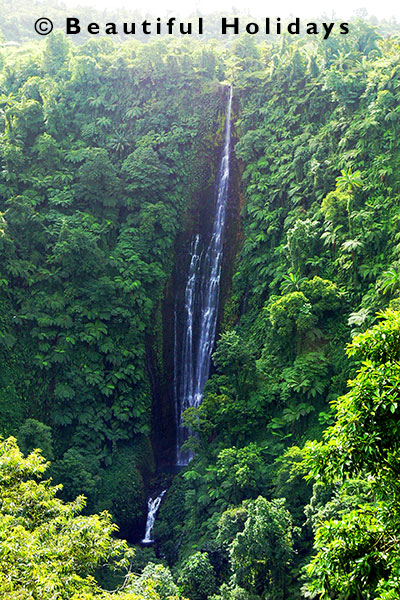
<box><xmin>218</xmin><ymin>497</ymin><xmax>294</xmax><ymax>599</ymax></box>
<box><xmin>159</xmin><ymin>24</ymin><xmax>400</xmax><ymax>597</ymax></box>
<box><xmin>17</xmin><ymin>418</ymin><xmax>54</xmax><ymax>459</ymax></box>
<box><xmin>304</xmin><ymin>310</ymin><xmax>400</xmax><ymax>598</ymax></box>
<box><xmin>285</xmin><ymin>219</ymin><xmax>320</xmax><ymax>274</ymax></box>
<box><xmin>213</xmin><ymin>444</ymin><xmax>269</xmax><ymax>505</ymax></box>
<box><xmin>280</xmin><ymin>271</ymin><xmax>307</xmax><ymax>294</ymax></box>
<box><xmin>1</xmin><ymin>14</ymin><xmax>400</xmax><ymax>600</ymax></box>
<box><xmin>135</xmin><ymin>563</ymin><xmax>179</xmax><ymax>599</ymax></box>
<box><xmin>336</xmin><ymin>167</ymin><xmax>362</xmax><ymax>194</ymax></box>
<box><xmin>177</xmin><ymin>552</ymin><xmax>217</xmax><ymax>600</ymax></box>
<box><xmin>268</xmin><ymin>292</ymin><xmax>315</xmax><ymax>339</ymax></box>
<box><xmin>304</xmin><ymin>477</ymin><xmax>373</xmax><ymax>535</ymax></box>
<box><xmin>0</xmin><ymin>436</ymin><xmax>170</xmax><ymax>600</ymax></box>
<box><xmin>273</xmin><ymin>446</ymin><xmax>311</xmax><ymax>526</ymax></box>
<box><xmin>0</xmin><ymin>32</ymin><xmax>226</xmax><ymax>527</ymax></box>
<box><xmin>321</xmin><ymin>189</ymin><xmax>349</xmax><ymax>226</ymax></box>
<box><xmin>93</xmin><ymin>446</ymin><xmax>146</xmax><ymax>531</ymax></box>
<box><xmin>380</xmin><ymin>263</ymin><xmax>400</xmax><ymax>297</ymax></box>
<box><xmin>299</xmin><ymin>277</ymin><xmax>341</xmax><ymax>316</ymax></box>
<box><xmin>210</xmin><ymin>583</ymin><xmax>259</xmax><ymax>600</ymax></box>
<box><xmin>212</xmin><ymin>330</ymin><xmax>256</xmax><ymax>398</ymax></box>
<box><xmin>306</xmin><ymin>311</ymin><xmax>400</xmax><ymax>488</ymax></box>
<box><xmin>41</xmin><ymin>31</ymin><xmax>71</xmax><ymax>76</ymax></box>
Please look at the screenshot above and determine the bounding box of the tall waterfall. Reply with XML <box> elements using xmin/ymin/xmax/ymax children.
<box><xmin>175</xmin><ymin>87</ymin><xmax>232</xmax><ymax>466</ymax></box>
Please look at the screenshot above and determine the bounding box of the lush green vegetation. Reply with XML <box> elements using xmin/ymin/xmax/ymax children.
<box><xmin>1</xmin><ymin>7</ymin><xmax>400</xmax><ymax>599</ymax></box>
<box><xmin>0</xmin><ymin>436</ymin><xmax>188</xmax><ymax>599</ymax></box>
<box><xmin>156</xmin><ymin>21</ymin><xmax>400</xmax><ymax>600</ymax></box>
<box><xmin>0</xmin><ymin>31</ymin><xmax>226</xmax><ymax>532</ymax></box>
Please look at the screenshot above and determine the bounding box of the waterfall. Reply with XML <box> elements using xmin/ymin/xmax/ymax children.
<box><xmin>175</xmin><ymin>87</ymin><xmax>233</xmax><ymax>466</ymax></box>
<box><xmin>141</xmin><ymin>490</ymin><xmax>166</xmax><ymax>544</ymax></box>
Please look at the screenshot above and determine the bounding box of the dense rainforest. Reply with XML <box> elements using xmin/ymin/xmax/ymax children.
<box><xmin>1</xmin><ymin>5</ymin><xmax>400</xmax><ymax>599</ymax></box>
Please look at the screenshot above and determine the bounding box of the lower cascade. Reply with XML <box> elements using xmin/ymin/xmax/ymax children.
<box><xmin>141</xmin><ymin>490</ymin><xmax>167</xmax><ymax>544</ymax></box>
<box><xmin>174</xmin><ymin>87</ymin><xmax>233</xmax><ymax>466</ymax></box>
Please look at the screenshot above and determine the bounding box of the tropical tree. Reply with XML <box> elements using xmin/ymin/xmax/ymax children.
<box><xmin>218</xmin><ymin>497</ymin><xmax>294</xmax><ymax>599</ymax></box>
<box><xmin>280</xmin><ymin>271</ymin><xmax>307</xmax><ymax>293</ymax></box>
<box><xmin>380</xmin><ymin>263</ymin><xmax>400</xmax><ymax>296</ymax></box>
<box><xmin>335</xmin><ymin>167</ymin><xmax>362</xmax><ymax>194</ymax></box>
<box><xmin>0</xmin><ymin>436</ymin><xmax>176</xmax><ymax>599</ymax></box>
<box><xmin>335</xmin><ymin>168</ymin><xmax>362</xmax><ymax>235</ymax></box>
<box><xmin>178</xmin><ymin>552</ymin><xmax>217</xmax><ymax>600</ymax></box>
<box><xmin>304</xmin><ymin>310</ymin><xmax>400</xmax><ymax>599</ymax></box>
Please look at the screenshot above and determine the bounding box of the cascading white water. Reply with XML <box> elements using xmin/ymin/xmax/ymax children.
<box><xmin>175</xmin><ymin>87</ymin><xmax>233</xmax><ymax>466</ymax></box>
<box><xmin>141</xmin><ymin>490</ymin><xmax>166</xmax><ymax>544</ymax></box>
